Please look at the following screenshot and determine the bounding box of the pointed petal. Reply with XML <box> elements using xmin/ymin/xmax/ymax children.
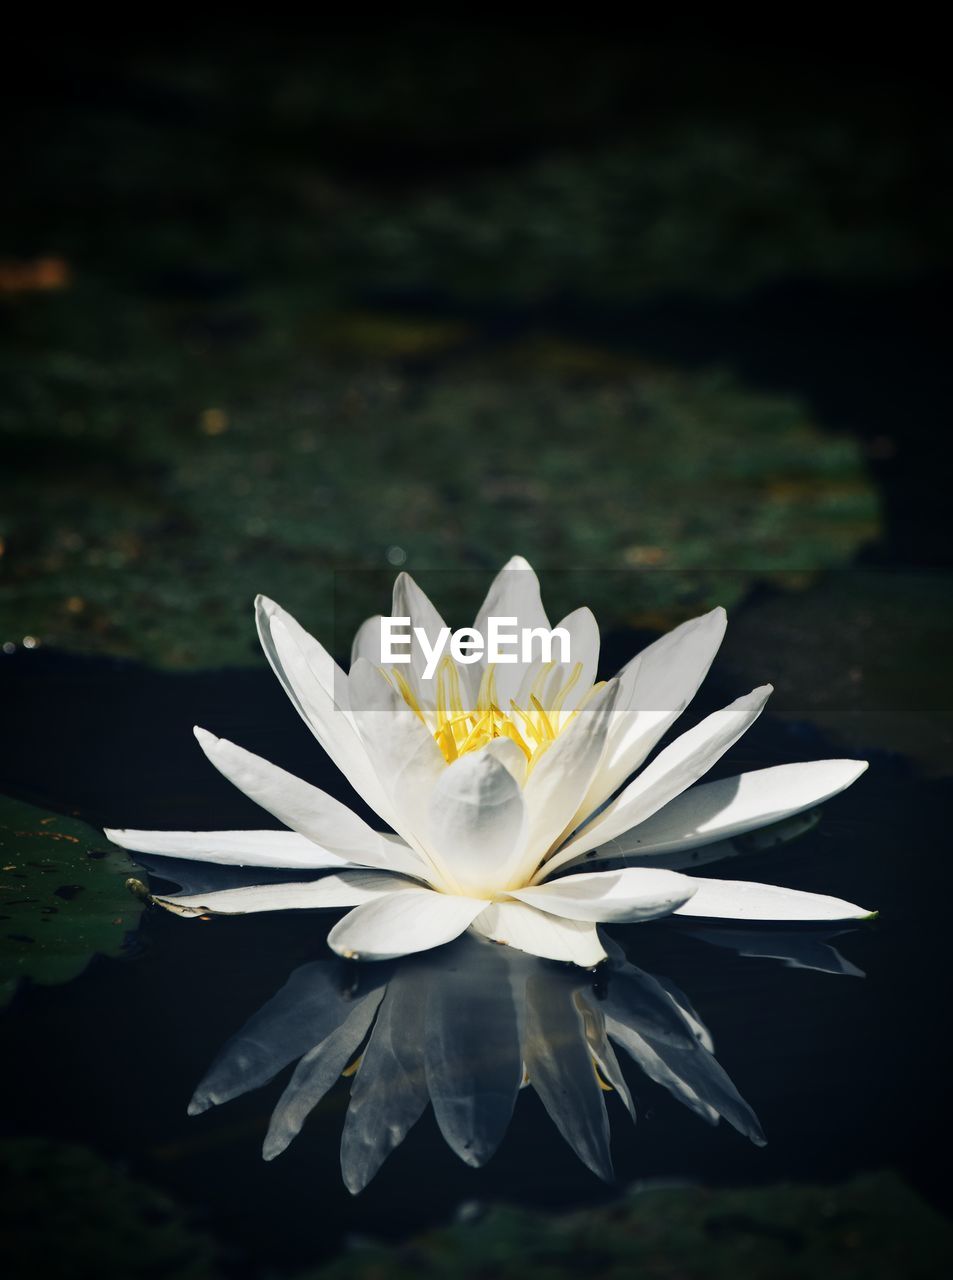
<box><xmin>424</xmin><ymin>941</ymin><xmax>523</xmax><ymax>1167</ymax></box>
<box><xmin>327</xmin><ymin>889</ymin><xmax>485</xmax><ymax>961</ymax></box>
<box><xmin>473</xmin><ymin>556</ymin><xmax>551</xmax><ymax>706</ymax></box>
<box><xmin>428</xmin><ymin>751</ymin><xmax>526</xmax><ymax>894</ymax></box>
<box><xmin>584</xmin><ymin>760</ymin><xmax>869</xmax><ymax>861</ymax></box>
<box><xmin>351</xmin><ymin>614</ymin><xmax>386</xmax><ymax>668</ymax></box>
<box><xmin>104</xmin><ymin>827</ymin><xmax>351</xmax><ymax>870</ymax></box>
<box><xmin>263</xmin><ymin>988</ymin><xmax>384</xmax><ymax>1160</ymax></box>
<box><xmin>674</xmin><ymin>877</ymin><xmax>875</xmax><ymax>922</ymax></box>
<box><xmin>571</xmin><ymin>607</ymin><xmax>727</xmax><ymax>827</ymax></box>
<box><xmin>481</xmin><ymin>736</ymin><xmax>528</xmax><ymax>785</ymax></box>
<box><xmin>189</xmin><ymin>961</ymin><xmax>384</xmax><ymax>1114</ymax></box>
<box><xmin>686</xmin><ymin>926</ymin><xmax>865</xmax><ymax>977</ymax></box>
<box><xmin>576</xmin><ymin>990</ymin><xmax>637</xmax><ymax>1120</ymax></box>
<box><xmin>517</xmin><ymin>679</ymin><xmax>621</xmax><ymax>873</ymax></box>
<box><xmin>522</xmin><ymin>972</ymin><xmax>613</xmax><ymax>1180</ymax></box>
<box><xmin>392</xmin><ymin>571</ymin><xmax>450</xmax><ymax>707</ymax></box>
<box><xmin>602</xmin><ymin>963</ymin><xmax>764</xmax><ymax>1143</ymax></box>
<box><xmin>192</xmin><ymin>728</ymin><xmax>426</xmax><ymax>879</ymax></box>
<box><xmin>606</xmin><ymin>1013</ymin><xmax>764</xmax><ymax>1142</ymax></box>
<box><xmin>515</xmin><ymin>606</ymin><xmax>600</xmax><ymax>714</ymax></box>
<box><xmin>256</xmin><ymin>598</ymin><xmax>396</xmax><ymax>825</ymax></box>
<box><xmin>341</xmin><ymin>971</ymin><xmax>429</xmax><ymax>1193</ymax></box>
<box><xmin>347</xmin><ymin>657</ymin><xmax>446</xmax><ymax>866</ymax></box>
<box><xmin>153</xmin><ymin>871</ymin><xmax>423</xmax><ymax>917</ymax></box>
<box><xmin>470</xmin><ymin>901</ymin><xmax>607</xmax><ymax>967</ymax></box>
<box><xmin>511</xmin><ymin>867</ymin><xmax>696</xmax><ymax>923</ymax></box>
<box><xmin>544</xmin><ymin>685</ymin><xmax>772</xmax><ymax>872</ymax></box>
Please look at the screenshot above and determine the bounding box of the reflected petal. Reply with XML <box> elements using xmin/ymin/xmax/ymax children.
<box><xmin>686</xmin><ymin>926</ymin><xmax>865</xmax><ymax>977</ymax></box>
<box><xmin>522</xmin><ymin>971</ymin><xmax>613</xmax><ymax>1180</ymax></box>
<box><xmin>189</xmin><ymin>961</ymin><xmax>386</xmax><ymax>1115</ymax></box>
<box><xmin>263</xmin><ymin>987</ymin><xmax>384</xmax><ymax>1159</ymax></box>
<box><xmin>341</xmin><ymin>965</ymin><xmax>430</xmax><ymax>1193</ymax></box>
<box><xmin>424</xmin><ymin>940</ymin><xmax>523</xmax><ymax>1166</ymax></box>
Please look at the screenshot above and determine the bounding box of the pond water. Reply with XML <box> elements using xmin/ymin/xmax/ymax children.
<box><xmin>1</xmin><ymin>629</ymin><xmax>949</xmax><ymax>1275</ymax></box>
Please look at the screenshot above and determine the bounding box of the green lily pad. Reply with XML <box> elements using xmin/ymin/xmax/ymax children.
<box><xmin>0</xmin><ymin>337</ymin><xmax>880</xmax><ymax>667</ymax></box>
<box><xmin>307</xmin><ymin>1172</ymin><xmax>953</xmax><ymax>1280</ymax></box>
<box><xmin>0</xmin><ymin>796</ymin><xmax>143</xmax><ymax>1007</ymax></box>
<box><xmin>0</xmin><ymin>1138</ymin><xmax>222</xmax><ymax>1280</ymax></box>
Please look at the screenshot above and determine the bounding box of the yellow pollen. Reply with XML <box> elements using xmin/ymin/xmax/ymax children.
<box><xmin>390</xmin><ymin>657</ymin><xmax>597</xmax><ymax>770</ymax></box>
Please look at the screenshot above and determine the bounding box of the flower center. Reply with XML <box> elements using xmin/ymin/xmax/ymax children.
<box><xmin>390</xmin><ymin>656</ymin><xmax>601</xmax><ymax>769</ymax></box>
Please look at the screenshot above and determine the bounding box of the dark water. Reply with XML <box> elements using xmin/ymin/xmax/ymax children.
<box><xmin>1</xmin><ymin>635</ymin><xmax>950</xmax><ymax>1273</ymax></box>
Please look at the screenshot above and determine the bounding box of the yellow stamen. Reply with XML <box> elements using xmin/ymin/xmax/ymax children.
<box><xmin>392</xmin><ymin>658</ymin><xmax>594</xmax><ymax>769</ymax></box>
<box><xmin>592</xmin><ymin>1057</ymin><xmax>614</xmax><ymax>1092</ymax></box>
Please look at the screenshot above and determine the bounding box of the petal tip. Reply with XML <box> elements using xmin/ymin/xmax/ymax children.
<box><xmin>503</xmin><ymin>554</ymin><xmax>532</xmax><ymax>572</ymax></box>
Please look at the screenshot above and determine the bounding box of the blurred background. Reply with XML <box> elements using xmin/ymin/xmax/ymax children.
<box><xmin>2</xmin><ymin>17</ymin><xmax>952</xmax><ymax>1279</ymax></box>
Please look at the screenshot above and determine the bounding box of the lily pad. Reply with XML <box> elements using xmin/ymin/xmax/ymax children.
<box><xmin>0</xmin><ymin>1138</ymin><xmax>222</xmax><ymax>1280</ymax></box>
<box><xmin>0</xmin><ymin>796</ymin><xmax>143</xmax><ymax>1007</ymax></box>
<box><xmin>307</xmin><ymin>1172</ymin><xmax>953</xmax><ymax>1280</ymax></box>
<box><xmin>0</xmin><ymin>345</ymin><xmax>879</xmax><ymax>667</ymax></box>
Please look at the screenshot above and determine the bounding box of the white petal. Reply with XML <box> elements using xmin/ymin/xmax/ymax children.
<box><xmin>584</xmin><ymin>760</ymin><xmax>869</xmax><ymax>861</ymax></box>
<box><xmin>674</xmin><ymin>877</ymin><xmax>875</xmax><ymax>922</ymax></box>
<box><xmin>104</xmin><ymin>827</ymin><xmax>352</xmax><ymax>870</ymax></box>
<box><xmin>544</xmin><ymin>685</ymin><xmax>772</xmax><ymax>874</ymax></box>
<box><xmin>470</xmin><ymin>901</ymin><xmax>607</xmax><ymax>966</ymax></box>
<box><xmin>428</xmin><ymin>751</ymin><xmax>526</xmax><ymax>894</ymax></box>
<box><xmin>153</xmin><ymin>870</ymin><xmax>422</xmax><ymax>917</ymax></box>
<box><xmin>347</xmin><ymin>658</ymin><xmax>447</xmax><ymax>872</ymax></box>
<box><xmin>516</xmin><ymin>679</ymin><xmax>620</xmax><ymax>876</ymax></box>
<box><xmin>570</xmin><ymin>607</ymin><xmax>727</xmax><ymax>828</ymax></box>
<box><xmin>350</xmin><ymin>614</ymin><xmax>386</xmax><ymax>668</ymax></box>
<box><xmin>391</xmin><ymin>571</ymin><xmax>451</xmax><ymax>708</ymax></box>
<box><xmin>472</xmin><ymin>555</ymin><xmax>551</xmax><ymax>706</ymax></box>
<box><xmin>256</xmin><ymin>598</ymin><xmax>396</xmax><ymax>824</ymax></box>
<box><xmin>327</xmin><ymin>889</ymin><xmax>485</xmax><ymax>961</ymax></box>
<box><xmin>510</xmin><ymin>867</ymin><xmax>697</xmax><ymax>923</ymax></box>
<box><xmin>192</xmin><ymin>728</ymin><xmax>427</xmax><ymax>880</ymax></box>
<box><xmin>480</xmin><ymin>736</ymin><xmax>528</xmax><ymax>785</ymax></box>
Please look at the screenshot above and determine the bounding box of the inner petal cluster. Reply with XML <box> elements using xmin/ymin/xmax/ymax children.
<box><xmin>388</xmin><ymin>656</ymin><xmax>599</xmax><ymax>768</ymax></box>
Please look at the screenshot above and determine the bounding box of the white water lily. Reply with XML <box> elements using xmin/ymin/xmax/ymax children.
<box><xmin>106</xmin><ymin>557</ymin><xmax>874</xmax><ymax>966</ymax></box>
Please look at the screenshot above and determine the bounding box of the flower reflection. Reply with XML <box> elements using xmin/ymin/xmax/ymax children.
<box><xmin>187</xmin><ymin>926</ymin><xmax>862</xmax><ymax>1193</ymax></box>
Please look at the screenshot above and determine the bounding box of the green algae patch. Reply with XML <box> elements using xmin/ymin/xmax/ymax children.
<box><xmin>307</xmin><ymin>1173</ymin><xmax>953</xmax><ymax>1280</ymax></box>
<box><xmin>0</xmin><ymin>324</ymin><xmax>880</xmax><ymax>667</ymax></box>
<box><xmin>0</xmin><ymin>797</ymin><xmax>143</xmax><ymax>1007</ymax></box>
<box><xmin>0</xmin><ymin>1138</ymin><xmax>222</xmax><ymax>1280</ymax></box>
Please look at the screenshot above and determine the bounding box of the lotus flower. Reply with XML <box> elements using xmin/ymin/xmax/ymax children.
<box><xmin>107</xmin><ymin>557</ymin><xmax>874</xmax><ymax>965</ymax></box>
<box><xmin>187</xmin><ymin>931</ymin><xmax>776</xmax><ymax>1190</ymax></box>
